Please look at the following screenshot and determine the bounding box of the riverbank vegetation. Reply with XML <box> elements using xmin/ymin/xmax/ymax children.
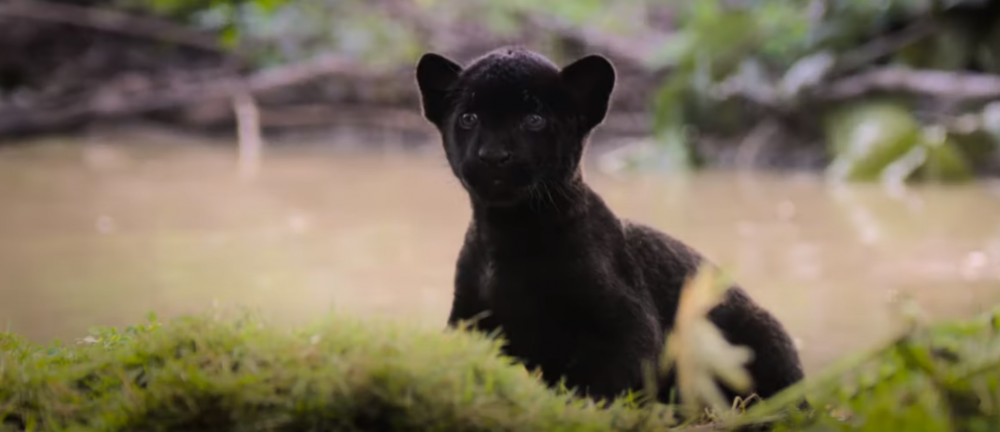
<box><xmin>2</xmin><ymin>0</ymin><xmax>999</xmax><ymax>182</ymax></box>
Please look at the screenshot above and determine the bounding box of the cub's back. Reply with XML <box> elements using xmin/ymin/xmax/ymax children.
<box><xmin>621</xmin><ymin>220</ymin><xmax>704</xmax><ymax>328</ymax></box>
<box><xmin>621</xmin><ymin>220</ymin><xmax>806</xmax><ymax>400</ymax></box>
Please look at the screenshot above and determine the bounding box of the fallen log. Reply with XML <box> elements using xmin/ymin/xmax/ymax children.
<box><xmin>0</xmin><ymin>54</ymin><xmax>393</xmax><ymax>137</ymax></box>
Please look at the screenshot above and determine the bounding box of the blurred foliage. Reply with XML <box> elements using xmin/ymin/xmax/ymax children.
<box><xmin>110</xmin><ymin>0</ymin><xmax>1000</xmax><ymax>183</ymax></box>
<box><xmin>759</xmin><ymin>299</ymin><xmax>1000</xmax><ymax>432</ymax></box>
<box><xmin>824</xmin><ymin>100</ymin><xmax>973</xmax><ymax>184</ymax></box>
<box><xmin>663</xmin><ymin>264</ymin><xmax>755</xmax><ymax>417</ymax></box>
<box><xmin>119</xmin><ymin>0</ymin><xmax>423</xmax><ymax>66</ymax></box>
<box><xmin>646</xmin><ymin>0</ymin><xmax>1000</xmax><ymax>182</ymax></box>
<box><xmin>118</xmin><ymin>0</ymin><xmax>656</xmax><ymax>67</ymax></box>
<box><xmin>118</xmin><ymin>0</ymin><xmax>291</xmax><ymax>51</ymax></box>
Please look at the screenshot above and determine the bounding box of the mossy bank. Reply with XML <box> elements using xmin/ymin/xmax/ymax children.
<box><xmin>2</xmin><ymin>305</ymin><xmax>999</xmax><ymax>432</ymax></box>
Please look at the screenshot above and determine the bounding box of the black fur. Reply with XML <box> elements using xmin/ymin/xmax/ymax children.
<box><xmin>414</xmin><ymin>47</ymin><xmax>806</xmax><ymax>407</ymax></box>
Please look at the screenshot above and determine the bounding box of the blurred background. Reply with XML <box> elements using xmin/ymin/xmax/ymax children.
<box><xmin>1</xmin><ymin>0</ymin><xmax>1000</xmax><ymax>376</ymax></box>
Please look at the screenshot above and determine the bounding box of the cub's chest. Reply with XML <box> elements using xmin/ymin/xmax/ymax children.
<box><xmin>471</xmin><ymin>257</ymin><xmax>631</xmax><ymax>371</ymax></box>
<box><xmin>475</xmin><ymin>258</ymin><xmax>613</xmax><ymax>324</ymax></box>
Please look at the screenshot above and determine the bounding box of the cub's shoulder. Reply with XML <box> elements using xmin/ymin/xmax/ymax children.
<box><xmin>620</xmin><ymin>219</ymin><xmax>704</xmax><ymax>274</ymax></box>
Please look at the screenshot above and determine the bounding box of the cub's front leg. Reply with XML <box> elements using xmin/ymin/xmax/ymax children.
<box><xmin>562</xmin><ymin>312</ymin><xmax>664</xmax><ymax>403</ymax></box>
<box><xmin>445</xmin><ymin>241</ymin><xmax>497</xmax><ymax>334</ymax></box>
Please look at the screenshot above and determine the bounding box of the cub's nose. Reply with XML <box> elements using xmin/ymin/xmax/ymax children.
<box><xmin>477</xmin><ymin>147</ymin><xmax>511</xmax><ymax>167</ymax></box>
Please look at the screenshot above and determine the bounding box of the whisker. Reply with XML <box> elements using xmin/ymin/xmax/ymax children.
<box><xmin>541</xmin><ymin>181</ymin><xmax>559</xmax><ymax>213</ymax></box>
<box><xmin>527</xmin><ymin>183</ymin><xmax>541</xmax><ymax>212</ymax></box>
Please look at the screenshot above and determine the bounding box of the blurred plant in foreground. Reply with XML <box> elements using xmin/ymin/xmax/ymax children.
<box><xmin>662</xmin><ymin>264</ymin><xmax>754</xmax><ymax>417</ymax></box>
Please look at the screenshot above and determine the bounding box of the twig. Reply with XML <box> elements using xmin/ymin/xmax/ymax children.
<box><xmin>244</xmin><ymin>55</ymin><xmax>375</xmax><ymax>93</ymax></box>
<box><xmin>833</xmin><ymin>18</ymin><xmax>936</xmax><ymax>74</ymax></box>
<box><xmin>0</xmin><ymin>0</ymin><xmax>225</xmax><ymax>53</ymax></box>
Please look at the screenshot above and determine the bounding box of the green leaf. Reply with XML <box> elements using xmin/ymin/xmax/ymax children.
<box><xmin>824</xmin><ymin>100</ymin><xmax>923</xmax><ymax>183</ymax></box>
<box><xmin>914</xmin><ymin>128</ymin><xmax>973</xmax><ymax>183</ymax></box>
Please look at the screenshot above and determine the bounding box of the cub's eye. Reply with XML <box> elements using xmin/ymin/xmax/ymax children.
<box><xmin>523</xmin><ymin>114</ymin><xmax>546</xmax><ymax>131</ymax></box>
<box><xmin>458</xmin><ymin>113</ymin><xmax>479</xmax><ymax>129</ymax></box>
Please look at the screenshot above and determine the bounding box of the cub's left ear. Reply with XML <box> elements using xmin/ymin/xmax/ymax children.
<box><xmin>559</xmin><ymin>54</ymin><xmax>616</xmax><ymax>130</ymax></box>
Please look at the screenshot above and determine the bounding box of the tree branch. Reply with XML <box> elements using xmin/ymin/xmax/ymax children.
<box><xmin>819</xmin><ymin>67</ymin><xmax>1000</xmax><ymax>101</ymax></box>
<box><xmin>710</xmin><ymin>66</ymin><xmax>1000</xmax><ymax>112</ymax></box>
<box><xmin>523</xmin><ymin>14</ymin><xmax>667</xmax><ymax>67</ymax></box>
<box><xmin>0</xmin><ymin>0</ymin><xmax>225</xmax><ymax>53</ymax></box>
<box><xmin>833</xmin><ymin>17</ymin><xmax>936</xmax><ymax>74</ymax></box>
<box><xmin>0</xmin><ymin>54</ymin><xmax>395</xmax><ymax>136</ymax></box>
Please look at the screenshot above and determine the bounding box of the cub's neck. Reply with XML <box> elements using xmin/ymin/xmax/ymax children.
<box><xmin>469</xmin><ymin>177</ymin><xmax>620</xmax><ymax>254</ymax></box>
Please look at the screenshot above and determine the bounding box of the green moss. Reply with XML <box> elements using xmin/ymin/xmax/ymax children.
<box><xmin>0</xmin><ymin>312</ymin><xmax>675</xmax><ymax>432</ymax></box>
<box><xmin>2</xmin><ymin>305</ymin><xmax>1000</xmax><ymax>432</ymax></box>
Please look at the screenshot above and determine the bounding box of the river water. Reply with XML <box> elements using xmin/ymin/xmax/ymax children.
<box><xmin>2</xmin><ymin>130</ymin><xmax>999</xmax><ymax>375</ymax></box>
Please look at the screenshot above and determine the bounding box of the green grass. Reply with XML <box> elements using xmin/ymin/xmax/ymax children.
<box><xmin>757</xmin><ymin>303</ymin><xmax>1000</xmax><ymax>432</ymax></box>
<box><xmin>1</xmin><ymin>304</ymin><xmax>999</xmax><ymax>432</ymax></box>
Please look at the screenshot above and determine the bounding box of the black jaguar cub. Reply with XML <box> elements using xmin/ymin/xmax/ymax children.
<box><xmin>414</xmin><ymin>47</ymin><xmax>805</xmax><ymax>406</ymax></box>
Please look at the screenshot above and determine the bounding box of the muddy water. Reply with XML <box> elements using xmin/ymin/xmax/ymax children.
<box><xmin>1</xmin><ymin>133</ymin><xmax>999</xmax><ymax>375</ymax></box>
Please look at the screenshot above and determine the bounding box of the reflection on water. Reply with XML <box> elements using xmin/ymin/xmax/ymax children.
<box><xmin>1</xmin><ymin>132</ymin><xmax>999</xmax><ymax>375</ymax></box>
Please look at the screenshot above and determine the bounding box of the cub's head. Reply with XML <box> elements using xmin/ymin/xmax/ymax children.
<box><xmin>414</xmin><ymin>47</ymin><xmax>615</xmax><ymax>207</ymax></box>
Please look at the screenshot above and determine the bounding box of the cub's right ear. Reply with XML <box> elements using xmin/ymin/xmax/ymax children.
<box><xmin>415</xmin><ymin>53</ymin><xmax>463</xmax><ymax>128</ymax></box>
